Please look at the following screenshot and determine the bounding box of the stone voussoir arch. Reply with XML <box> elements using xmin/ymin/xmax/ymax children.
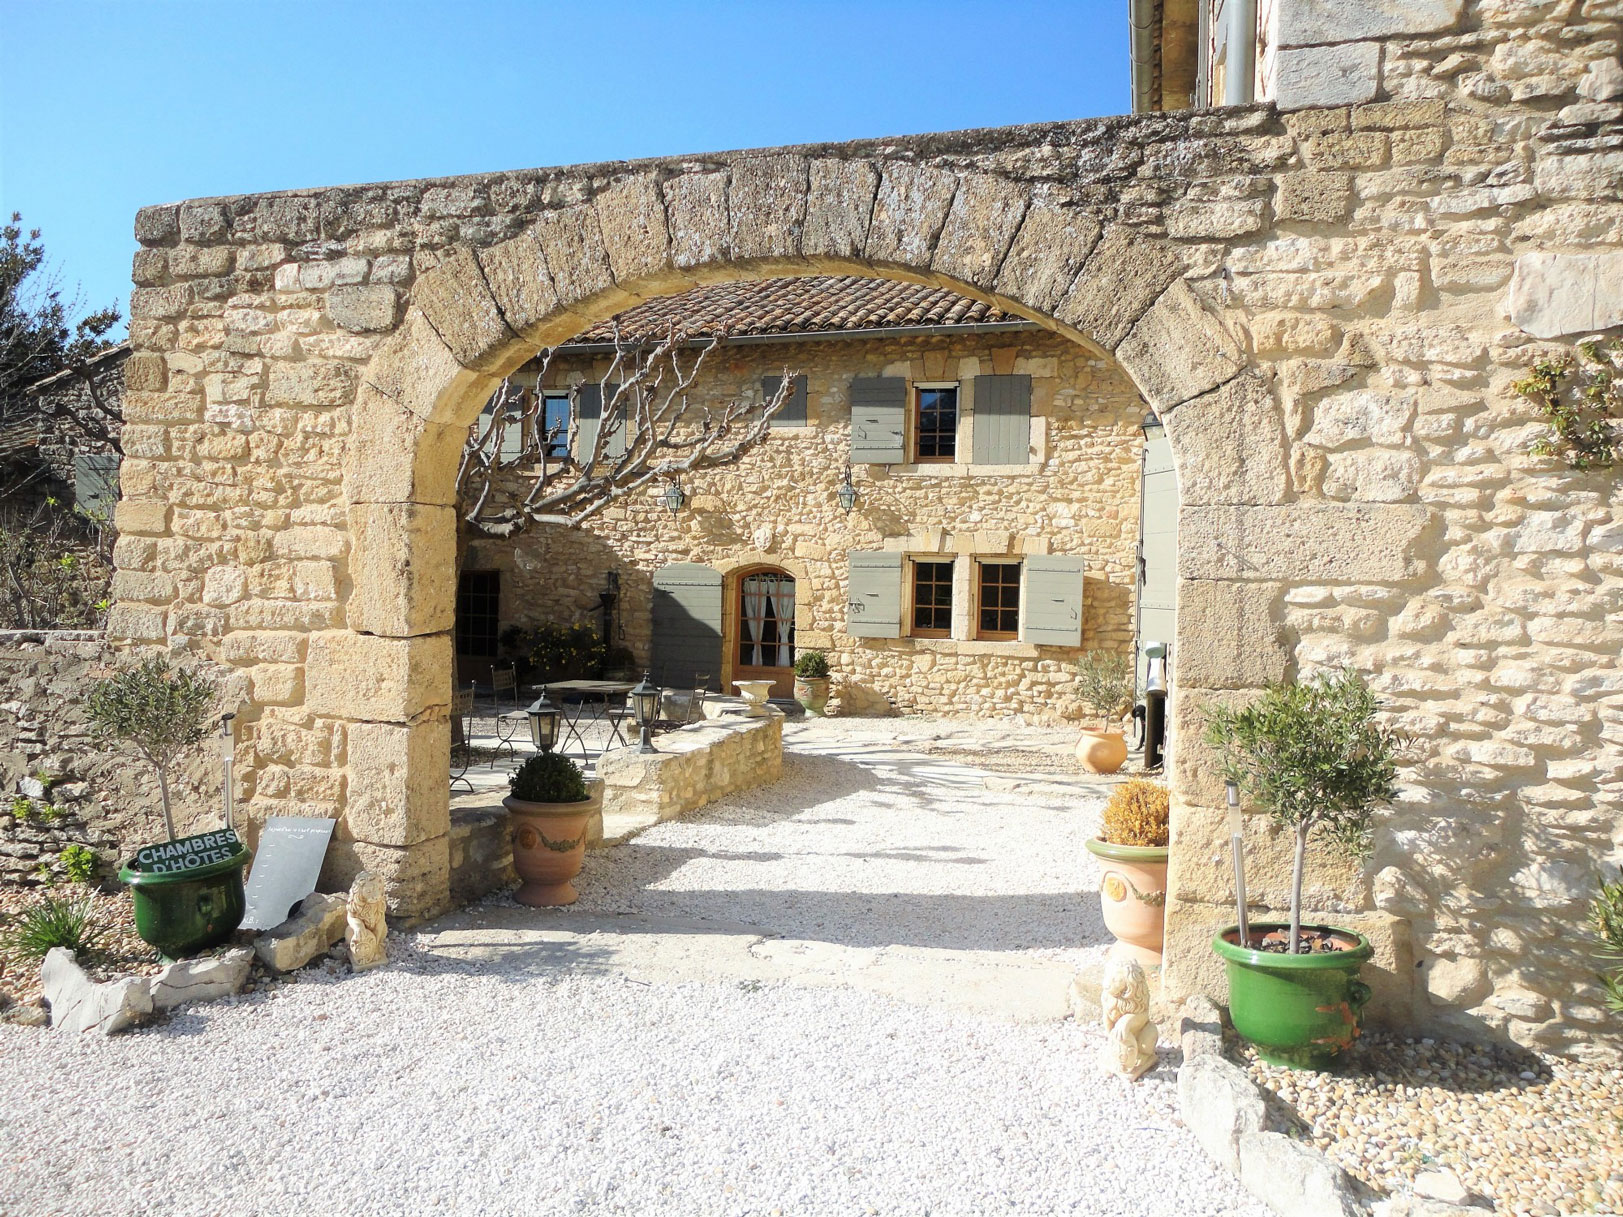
<box><xmin>329</xmin><ymin>155</ymin><xmax>1261</xmax><ymax>919</ymax></box>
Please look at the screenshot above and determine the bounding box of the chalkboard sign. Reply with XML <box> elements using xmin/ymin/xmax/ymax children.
<box><xmin>130</xmin><ymin>829</ymin><xmax>243</xmax><ymax>875</ymax></box>
<box><xmin>240</xmin><ymin>817</ymin><xmax>337</xmax><ymax>931</ymax></box>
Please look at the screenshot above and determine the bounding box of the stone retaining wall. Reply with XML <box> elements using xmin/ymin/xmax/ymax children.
<box><xmin>595</xmin><ymin>711</ymin><xmax>783</xmax><ymax>835</ymax></box>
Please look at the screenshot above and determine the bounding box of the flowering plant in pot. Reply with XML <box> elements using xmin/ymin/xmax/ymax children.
<box><xmin>1074</xmin><ymin>650</ymin><xmax>1133</xmax><ymax>774</ymax></box>
<box><xmin>503</xmin><ymin>752</ymin><xmax>601</xmax><ymax>907</ymax></box>
<box><xmin>91</xmin><ymin>655</ymin><xmax>250</xmax><ymax>959</ymax></box>
<box><xmin>1204</xmin><ymin>668</ymin><xmax>1402</xmax><ymax>1069</ymax></box>
<box><xmin>1084</xmin><ymin>780</ymin><xmax>1169</xmax><ymax>968</ymax></box>
<box><xmin>792</xmin><ymin>650</ymin><xmax>831</xmax><ymax>715</ymax></box>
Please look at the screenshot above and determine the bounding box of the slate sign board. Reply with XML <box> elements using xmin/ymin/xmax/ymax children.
<box><xmin>131</xmin><ymin>829</ymin><xmax>243</xmax><ymax>875</ymax></box>
<box><xmin>240</xmin><ymin>817</ymin><xmax>337</xmax><ymax>931</ymax></box>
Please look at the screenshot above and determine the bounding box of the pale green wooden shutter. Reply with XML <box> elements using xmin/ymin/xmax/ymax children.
<box><xmin>1023</xmin><ymin>554</ymin><xmax>1085</xmax><ymax>647</ymax></box>
<box><xmin>764</xmin><ymin>374</ymin><xmax>808</xmax><ymax>428</ymax></box>
<box><xmin>574</xmin><ymin>384</ymin><xmax>601</xmax><ymax>464</ymax></box>
<box><xmin>850</xmin><ymin>377</ymin><xmax>906</xmax><ymax>464</ymax></box>
<box><xmin>73</xmin><ymin>453</ymin><xmax>120</xmax><ymax>520</ymax></box>
<box><xmin>651</xmin><ymin>563</ymin><xmax>723</xmax><ymax>690</ymax></box>
<box><xmin>846</xmin><ymin>551</ymin><xmax>903</xmax><ymax>638</ymax></box>
<box><xmin>972</xmin><ymin>375</ymin><xmax>1031</xmax><ymax>465</ymax></box>
<box><xmin>602</xmin><ymin>382</ymin><xmax>626</xmax><ymax>458</ymax></box>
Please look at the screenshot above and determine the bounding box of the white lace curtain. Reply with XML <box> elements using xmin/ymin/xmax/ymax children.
<box><xmin>741</xmin><ymin>573</ymin><xmax>795</xmax><ymax>667</ymax></box>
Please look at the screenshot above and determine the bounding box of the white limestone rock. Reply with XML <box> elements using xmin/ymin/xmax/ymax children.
<box><xmin>345</xmin><ymin>871</ymin><xmax>389</xmax><ymax>972</ymax></box>
<box><xmin>150</xmin><ymin>947</ymin><xmax>253</xmax><ymax>1011</ymax></box>
<box><xmin>41</xmin><ymin>948</ymin><xmax>152</xmax><ymax>1035</ymax></box>
<box><xmin>1274</xmin><ymin>0</ymin><xmax>1463</xmax><ymax>45</ymax></box>
<box><xmin>1274</xmin><ymin>43</ymin><xmax>1381</xmax><ymax>111</ymax></box>
<box><xmin>1507</xmin><ymin>251</ymin><xmax>1623</xmax><ymax>338</ymax></box>
<box><xmin>1577</xmin><ymin>57</ymin><xmax>1623</xmax><ymax>101</ymax></box>
<box><xmin>1177</xmin><ymin>1054</ymin><xmax>1266</xmax><ymax>1174</ymax></box>
<box><xmin>1238</xmin><ymin>1130</ymin><xmax>1364</xmax><ymax>1217</ymax></box>
<box><xmin>254</xmin><ymin>892</ymin><xmax>347</xmax><ymax>973</ymax></box>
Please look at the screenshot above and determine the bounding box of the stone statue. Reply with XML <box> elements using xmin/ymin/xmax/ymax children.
<box><xmin>345</xmin><ymin>871</ymin><xmax>388</xmax><ymax>972</ymax></box>
<box><xmin>1099</xmin><ymin>954</ymin><xmax>1159</xmax><ymax>1080</ymax></box>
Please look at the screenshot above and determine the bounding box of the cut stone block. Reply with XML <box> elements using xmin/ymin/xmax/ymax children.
<box><xmin>1238</xmin><ymin>1131</ymin><xmax>1363</xmax><ymax>1217</ymax></box>
<box><xmin>150</xmin><ymin>948</ymin><xmax>253</xmax><ymax>1011</ymax></box>
<box><xmin>254</xmin><ymin>893</ymin><xmax>347</xmax><ymax>973</ymax></box>
<box><xmin>1507</xmin><ymin>251</ymin><xmax>1623</xmax><ymax>339</ymax></box>
<box><xmin>1274</xmin><ymin>43</ymin><xmax>1381</xmax><ymax>111</ymax></box>
<box><xmin>1177</xmin><ymin>1054</ymin><xmax>1266</xmax><ymax>1174</ymax></box>
<box><xmin>41</xmin><ymin>948</ymin><xmax>152</xmax><ymax>1035</ymax></box>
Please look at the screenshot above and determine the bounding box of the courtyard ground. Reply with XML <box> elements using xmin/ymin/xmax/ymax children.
<box><xmin>0</xmin><ymin>717</ymin><xmax>1266</xmax><ymax>1217</ymax></box>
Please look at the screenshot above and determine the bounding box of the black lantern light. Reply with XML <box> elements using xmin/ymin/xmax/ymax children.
<box><xmin>660</xmin><ymin>477</ymin><xmax>687</xmax><ymax>517</ymax></box>
<box><xmin>1140</xmin><ymin>410</ymin><xmax>1163</xmax><ymax>440</ymax></box>
<box><xmin>629</xmin><ymin>672</ymin><xmax>660</xmax><ymax>753</ymax></box>
<box><xmin>835</xmin><ymin>462</ymin><xmax>858</xmax><ymax>514</ymax></box>
<box><xmin>526</xmin><ymin>693</ymin><xmax>561</xmax><ymax>753</ymax></box>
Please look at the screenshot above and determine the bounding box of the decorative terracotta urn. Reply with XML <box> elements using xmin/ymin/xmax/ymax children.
<box><xmin>503</xmin><ymin>779</ymin><xmax>603</xmax><ymax>906</ymax></box>
<box><xmin>1083</xmin><ymin>837</ymin><xmax>1169</xmax><ymax>967</ymax></box>
<box><xmin>1075</xmin><ymin>728</ymin><xmax>1128</xmax><ymax>774</ymax></box>
<box><xmin>794</xmin><ymin>676</ymin><xmax>830</xmax><ymax>715</ymax></box>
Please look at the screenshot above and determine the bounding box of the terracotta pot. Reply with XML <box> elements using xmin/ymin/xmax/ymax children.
<box><xmin>1075</xmin><ymin>728</ymin><xmax>1128</xmax><ymax>774</ymax></box>
<box><xmin>794</xmin><ymin>676</ymin><xmax>830</xmax><ymax>715</ymax></box>
<box><xmin>1083</xmin><ymin>837</ymin><xmax>1168</xmax><ymax>967</ymax></box>
<box><xmin>503</xmin><ymin>780</ymin><xmax>602</xmax><ymax>907</ymax></box>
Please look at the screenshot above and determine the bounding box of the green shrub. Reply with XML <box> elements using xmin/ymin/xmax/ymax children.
<box><xmin>3</xmin><ymin>895</ymin><xmax>104</xmax><ymax>962</ymax></box>
<box><xmin>1592</xmin><ymin>878</ymin><xmax>1623</xmax><ymax>1015</ymax></box>
<box><xmin>88</xmin><ymin>654</ymin><xmax>218</xmax><ymax>841</ymax></box>
<box><xmin>60</xmin><ymin>845</ymin><xmax>98</xmax><ymax>884</ymax></box>
<box><xmin>1512</xmin><ymin>337</ymin><xmax>1621</xmax><ymax>471</ymax></box>
<box><xmin>793</xmin><ymin>650</ymin><xmax>829</xmax><ymax>679</ymax></box>
<box><xmin>1076</xmin><ymin>650</ymin><xmax>1133</xmax><ymax>725</ymax></box>
<box><xmin>1204</xmin><ymin>668</ymin><xmax>1403</xmax><ymax>954</ymax></box>
<box><xmin>9</xmin><ymin>795</ymin><xmax>32</xmax><ymax>821</ymax></box>
<box><xmin>502</xmin><ymin>622</ymin><xmax>606</xmax><ymax>682</ymax></box>
<box><xmin>509</xmin><ymin>752</ymin><xmax>589</xmax><ymax>803</ymax></box>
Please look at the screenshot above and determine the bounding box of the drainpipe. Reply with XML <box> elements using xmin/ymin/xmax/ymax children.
<box><xmin>1128</xmin><ymin>0</ymin><xmax>1158</xmax><ymax>113</ymax></box>
<box><xmin>1224</xmin><ymin>0</ymin><xmax>1257</xmax><ymax>106</ymax></box>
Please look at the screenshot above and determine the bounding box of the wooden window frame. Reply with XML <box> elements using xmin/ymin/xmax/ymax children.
<box><xmin>974</xmin><ymin>560</ymin><xmax>1022</xmax><ymax>642</ymax></box>
<box><xmin>912</xmin><ymin>381</ymin><xmax>959</xmax><ymax>464</ymax></box>
<box><xmin>540</xmin><ymin>391</ymin><xmax>572</xmax><ymax>459</ymax></box>
<box><xmin>455</xmin><ymin>569</ymin><xmax>502</xmax><ymax>659</ymax></box>
<box><xmin>908</xmin><ymin>558</ymin><xmax>955</xmax><ymax>638</ymax></box>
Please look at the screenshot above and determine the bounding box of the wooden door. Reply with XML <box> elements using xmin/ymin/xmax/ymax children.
<box><xmin>734</xmin><ymin>568</ymin><xmax>796</xmax><ymax>699</ymax></box>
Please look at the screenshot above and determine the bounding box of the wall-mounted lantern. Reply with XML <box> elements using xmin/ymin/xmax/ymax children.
<box><xmin>660</xmin><ymin>478</ymin><xmax>687</xmax><ymax>517</ymax></box>
<box><xmin>836</xmin><ymin>463</ymin><xmax>859</xmax><ymax>514</ymax></box>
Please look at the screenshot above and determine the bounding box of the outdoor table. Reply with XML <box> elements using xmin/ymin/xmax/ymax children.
<box><xmin>528</xmin><ymin>680</ymin><xmax>637</xmax><ymax>766</ymax></box>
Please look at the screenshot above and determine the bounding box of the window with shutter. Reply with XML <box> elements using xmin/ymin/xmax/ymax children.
<box><xmin>910</xmin><ymin>559</ymin><xmax>954</xmax><ymax>638</ymax></box>
<box><xmin>479</xmin><ymin>391</ymin><xmax>525</xmax><ymax>462</ymax></box>
<box><xmin>846</xmin><ymin>551</ymin><xmax>903</xmax><ymax>638</ymax></box>
<box><xmin>849</xmin><ymin>377</ymin><xmax>906</xmax><ymax>464</ymax></box>
<box><xmin>541</xmin><ymin>392</ymin><xmax>571</xmax><ymax>457</ymax></box>
<box><xmin>913</xmin><ymin>383</ymin><xmax>959</xmax><ymax>462</ymax></box>
<box><xmin>763</xmin><ymin>373</ymin><xmax>808</xmax><ymax>428</ymax></box>
<box><xmin>574</xmin><ymin>384</ymin><xmax>625</xmax><ymax>463</ymax></box>
<box><xmin>1022</xmin><ymin>554</ymin><xmax>1086</xmax><ymax>647</ymax></box>
<box><xmin>72</xmin><ymin>453</ymin><xmax>120</xmax><ymax>521</ymax></box>
<box><xmin>971</xmin><ymin>374</ymin><xmax>1032</xmax><ymax>465</ymax></box>
<box><xmin>976</xmin><ymin>561</ymin><xmax>1022</xmax><ymax>640</ymax></box>
<box><xmin>651</xmin><ymin>563</ymin><xmax>724</xmax><ymax>690</ymax></box>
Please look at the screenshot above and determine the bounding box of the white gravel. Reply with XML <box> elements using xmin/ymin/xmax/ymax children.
<box><xmin>0</xmin><ymin>718</ymin><xmax>1265</xmax><ymax>1217</ymax></box>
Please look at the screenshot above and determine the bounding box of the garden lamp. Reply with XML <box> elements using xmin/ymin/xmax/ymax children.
<box><xmin>630</xmin><ymin>672</ymin><xmax>660</xmax><ymax>753</ymax></box>
<box><xmin>836</xmin><ymin>463</ymin><xmax>859</xmax><ymax>514</ymax></box>
<box><xmin>660</xmin><ymin>477</ymin><xmax>687</xmax><ymax>517</ymax></box>
<box><xmin>219</xmin><ymin>712</ymin><xmax>237</xmax><ymax>833</ymax></box>
<box><xmin>526</xmin><ymin>694</ymin><xmax>561</xmax><ymax>753</ymax></box>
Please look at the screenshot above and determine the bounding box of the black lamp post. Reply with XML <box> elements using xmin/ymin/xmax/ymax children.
<box><xmin>836</xmin><ymin>462</ymin><xmax>858</xmax><ymax>514</ymax></box>
<box><xmin>660</xmin><ymin>477</ymin><xmax>686</xmax><ymax>517</ymax></box>
<box><xmin>526</xmin><ymin>694</ymin><xmax>561</xmax><ymax>753</ymax></box>
<box><xmin>629</xmin><ymin>672</ymin><xmax>660</xmax><ymax>753</ymax></box>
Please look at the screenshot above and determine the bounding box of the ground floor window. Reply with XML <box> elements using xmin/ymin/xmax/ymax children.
<box><xmin>739</xmin><ymin>570</ymin><xmax>795</xmax><ymax>668</ymax></box>
<box><xmin>911</xmin><ymin>559</ymin><xmax>953</xmax><ymax>637</ymax></box>
<box><xmin>456</xmin><ymin>570</ymin><xmax>501</xmax><ymax>658</ymax></box>
<box><xmin>976</xmin><ymin>561</ymin><xmax>1020</xmax><ymax>640</ymax></box>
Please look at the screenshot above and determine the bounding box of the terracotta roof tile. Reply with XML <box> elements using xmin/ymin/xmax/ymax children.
<box><xmin>567</xmin><ymin>276</ymin><xmax>1018</xmax><ymax>344</ymax></box>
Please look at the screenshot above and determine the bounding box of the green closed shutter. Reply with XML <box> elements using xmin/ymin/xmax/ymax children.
<box><xmin>846</xmin><ymin>551</ymin><xmax>903</xmax><ymax>638</ymax></box>
<box><xmin>574</xmin><ymin>384</ymin><xmax>601</xmax><ymax>464</ymax></box>
<box><xmin>1023</xmin><ymin>554</ymin><xmax>1085</xmax><ymax>647</ymax></box>
<box><xmin>73</xmin><ymin>453</ymin><xmax>121</xmax><ymax>521</ymax></box>
<box><xmin>651</xmin><ymin>563</ymin><xmax>723</xmax><ymax>690</ymax></box>
<box><xmin>850</xmin><ymin>377</ymin><xmax>906</xmax><ymax>464</ymax></box>
<box><xmin>764</xmin><ymin>373</ymin><xmax>808</xmax><ymax>428</ymax></box>
<box><xmin>603</xmin><ymin>383</ymin><xmax>626</xmax><ymax>458</ymax></box>
<box><xmin>972</xmin><ymin>374</ymin><xmax>1031</xmax><ymax>465</ymax></box>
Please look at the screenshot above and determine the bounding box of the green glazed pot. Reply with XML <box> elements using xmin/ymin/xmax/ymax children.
<box><xmin>1212</xmin><ymin>922</ymin><xmax>1374</xmax><ymax>1070</ymax></box>
<box><xmin>119</xmin><ymin>840</ymin><xmax>252</xmax><ymax>961</ymax></box>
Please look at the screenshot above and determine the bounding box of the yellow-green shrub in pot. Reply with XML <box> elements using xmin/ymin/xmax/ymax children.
<box><xmin>1074</xmin><ymin>650</ymin><xmax>1132</xmax><ymax>774</ymax></box>
<box><xmin>1084</xmin><ymin>780</ymin><xmax>1169</xmax><ymax>967</ymax></box>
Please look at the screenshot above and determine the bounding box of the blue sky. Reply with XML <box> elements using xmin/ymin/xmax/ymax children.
<box><xmin>0</xmin><ymin>1</ymin><xmax>1129</xmax><ymax>336</ymax></box>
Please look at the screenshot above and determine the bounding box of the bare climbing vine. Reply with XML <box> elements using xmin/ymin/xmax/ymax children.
<box><xmin>1512</xmin><ymin>337</ymin><xmax>1622</xmax><ymax>472</ymax></box>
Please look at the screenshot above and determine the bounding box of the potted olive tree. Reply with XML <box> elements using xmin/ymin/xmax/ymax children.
<box><xmin>793</xmin><ymin>650</ymin><xmax>831</xmax><ymax>716</ymax></box>
<box><xmin>92</xmin><ymin>655</ymin><xmax>250</xmax><ymax>959</ymax></box>
<box><xmin>504</xmin><ymin>752</ymin><xmax>601</xmax><ymax>906</ymax></box>
<box><xmin>1083</xmin><ymin>779</ymin><xmax>1169</xmax><ymax>967</ymax></box>
<box><xmin>1204</xmin><ymin>668</ymin><xmax>1402</xmax><ymax>1069</ymax></box>
<box><xmin>1074</xmin><ymin>650</ymin><xmax>1133</xmax><ymax>774</ymax></box>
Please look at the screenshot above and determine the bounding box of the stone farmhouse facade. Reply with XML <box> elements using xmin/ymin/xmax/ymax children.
<box><xmin>463</xmin><ymin>276</ymin><xmax>1146</xmax><ymax>718</ymax></box>
<box><xmin>108</xmin><ymin>0</ymin><xmax>1622</xmax><ymax>1061</ymax></box>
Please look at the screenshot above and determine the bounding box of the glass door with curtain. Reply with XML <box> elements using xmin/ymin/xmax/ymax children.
<box><xmin>735</xmin><ymin>569</ymin><xmax>796</xmax><ymax>699</ymax></box>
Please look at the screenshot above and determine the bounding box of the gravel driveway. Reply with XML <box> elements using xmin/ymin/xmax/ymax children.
<box><xmin>1</xmin><ymin>718</ymin><xmax>1265</xmax><ymax>1217</ymax></box>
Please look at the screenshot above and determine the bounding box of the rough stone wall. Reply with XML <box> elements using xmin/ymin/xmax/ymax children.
<box><xmin>109</xmin><ymin>1</ymin><xmax>1623</xmax><ymax>1057</ymax></box>
<box><xmin>467</xmin><ymin>328</ymin><xmax>1143</xmax><ymax>722</ymax></box>
<box><xmin>596</xmin><ymin>711</ymin><xmax>783</xmax><ymax>828</ymax></box>
<box><xmin>0</xmin><ymin>631</ymin><xmax>225</xmax><ymax>885</ymax></box>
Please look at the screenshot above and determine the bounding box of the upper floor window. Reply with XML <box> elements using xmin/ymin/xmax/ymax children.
<box><xmin>976</xmin><ymin>561</ymin><xmax>1021</xmax><ymax>641</ymax></box>
<box><xmin>910</xmin><ymin>559</ymin><xmax>954</xmax><ymax>638</ymax></box>
<box><xmin>541</xmin><ymin>392</ymin><xmax>571</xmax><ymax>458</ymax></box>
<box><xmin>914</xmin><ymin>383</ymin><xmax>958</xmax><ymax>463</ymax></box>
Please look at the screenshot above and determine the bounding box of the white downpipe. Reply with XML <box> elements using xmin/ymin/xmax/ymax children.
<box><xmin>1224</xmin><ymin>0</ymin><xmax>1258</xmax><ymax>106</ymax></box>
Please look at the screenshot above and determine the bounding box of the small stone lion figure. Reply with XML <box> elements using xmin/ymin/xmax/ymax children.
<box><xmin>345</xmin><ymin>871</ymin><xmax>388</xmax><ymax>973</ymax></box>
<box><xmin>1099</xmin><ymin>954</ymin><xmax>1159</xmax><ymax>1080</ymax></box>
